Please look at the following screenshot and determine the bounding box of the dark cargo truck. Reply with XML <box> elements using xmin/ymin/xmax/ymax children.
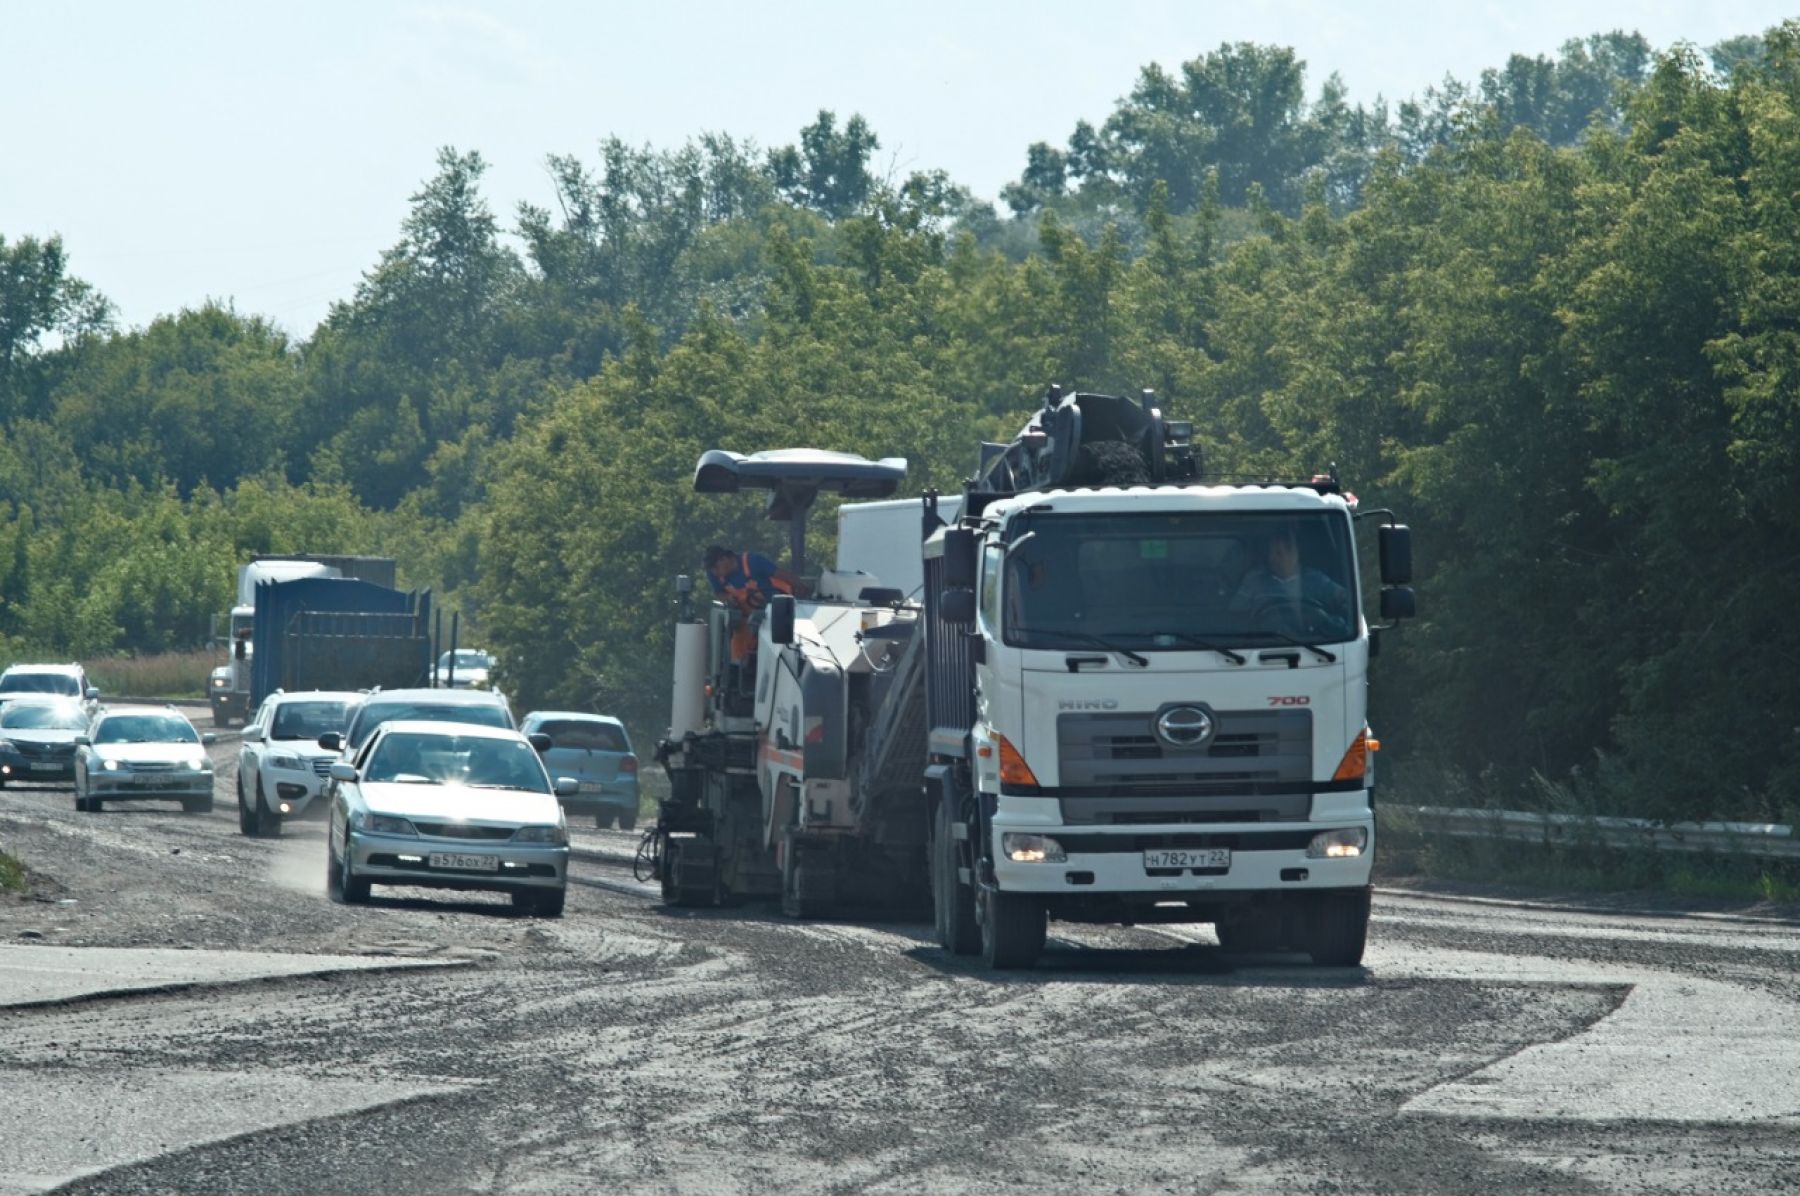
<box><xmin>249</xmin><ymin>577</ymin><xmax>433</xmax><ymax>706</ymax></box>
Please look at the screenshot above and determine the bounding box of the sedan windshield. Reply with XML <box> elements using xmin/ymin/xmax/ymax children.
<box><xmin>94</xmin><ymin>714</ymin><xmax>199</xmax><ymax>744</ymax></box>
<box><xmin>1000</xmin><ymin>510</ymin><xmax>1359</xmax><ymax>650</ymax></box>
<box><xmin>271</xmin><ymin>700</ymin><xmax>350</xmax><ymax>740</ymax></box>
<box><xmin>363</xmin><ymin>732</ymin><xmax>548</xmax><ymax>792</ymax></box>
<box><xmin>1</xmin><ymin>703</ymin><xmax>88</xmax><ymax>731</ymax></box>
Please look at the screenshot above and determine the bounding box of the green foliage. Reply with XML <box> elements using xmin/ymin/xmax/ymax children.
<box><xmin>7</xmin><ymin>26</ymin><xmax>1800</xmax><ymax>833</ymax></box>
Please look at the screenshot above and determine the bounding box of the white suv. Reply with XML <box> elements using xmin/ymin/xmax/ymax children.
<box><xmin>237</xmin><ymin>690</ymin><xmax>361</xmax><ymax>837</ymax></box>
<box><xmin>0</xmin><ymin>663</ymin><xmax>98</xmax><ymax>709</ymax></box>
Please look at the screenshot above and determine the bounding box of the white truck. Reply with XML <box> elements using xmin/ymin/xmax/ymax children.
<box><xmin>654</xmin><ymin>387</ymin><xmax>1414</xmax><ymax>969</ymax></box>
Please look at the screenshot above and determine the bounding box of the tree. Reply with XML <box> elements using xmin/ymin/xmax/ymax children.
<box><xmin>0</xmin><ymin>233</ymin><xmax>112</xmax><ymax>418</ymax></box>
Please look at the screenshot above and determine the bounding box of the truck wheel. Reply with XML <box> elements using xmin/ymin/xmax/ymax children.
<box><xmin>979</xmin><ymin>888</ymin><xmax>1045</xmax><ymax>970</ymax></box>
<box><xmin>618</xmin><ymin>813</ymin><xmax>637</xmax><ymax>832</ymax></box>
<box><xmin>780</xmin><ymin>831</ymin><xmax>828</xmax><ymax>919</ymax></box>
<box><xmin>932</xmin><ymin>799</ymin><xmax>979</xmax><ymax>955</ymax></box>
<box><xmin>1215</xmin><ymin>908</ymin><xmax>1285</xmax><ymax>955</ymax></box>
<box><xmin>1305</xmin><ymin>889</ymin><xmax>1371</xmax><ymax>967</ymax></box>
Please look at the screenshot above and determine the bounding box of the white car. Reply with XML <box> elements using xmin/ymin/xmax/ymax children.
<box><xmin>237</xmin><ymin>690</ymin><xmax>361</xmax><ymax>837</ymax></box>
<box><xmin>433</xmin><ymin>649</ymin><xmax>495</xmax><ymax>689</ymax></box>
<box><xmin>326</xmin><ymin>720</ymin><xmax>574</xmax><ymax>916</ymax></box>
<box><xmin>73</xmin><ymin>705</ymin><xmax>216</xmax><ymax>814</ymax></box>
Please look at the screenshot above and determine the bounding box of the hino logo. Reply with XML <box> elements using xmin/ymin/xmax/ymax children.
<box><xmin>1154</xmin><ymin>703</ymin><xmax>1217</xmax><ymax>750</ymax></box>
<box><xmin>1059</xmin><ymin>699</ymin><xmax>1119</xmax><ymax>711</ymax></box>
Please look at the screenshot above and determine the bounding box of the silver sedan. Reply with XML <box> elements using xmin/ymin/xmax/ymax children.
<box><xmin>73</xmin><ymin>706</ymin><xmax>217</xmax><ymax>814</ymax></box>
<box><xmin>326</xmin><ymin>720</ymin><xmax>574</xmax><ymax>916</ymax></box>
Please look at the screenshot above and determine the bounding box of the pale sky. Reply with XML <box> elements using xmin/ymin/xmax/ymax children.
<box><xmin>2</xmin><ymin>1</ymin><xmax>1788</xmax><ymax>337</ymax></box>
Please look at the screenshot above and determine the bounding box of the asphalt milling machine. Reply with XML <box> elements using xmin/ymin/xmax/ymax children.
<box><xmin>649</xmin><ymin>387</ymin><xmax>1414</xmax><ymax>969</ymax></box>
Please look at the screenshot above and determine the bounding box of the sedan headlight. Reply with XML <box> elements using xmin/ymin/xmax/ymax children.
<box><xmin>1306</xmin><ymin>827</ymin><xmax>1369</xmax><ymax>859</ymax></box>
<box><xmin>365</xmin><ymin>814</ymin><xmax>418</xmax><ymax>835</ymax></box>
<box><xmin>186</xmin><ymin>755</ymin><xmax>210</xmax><ymax>771</ymax></box>
<box><xmin>269</xmin><ymin>754</ymin><xmax>303</xmax><ymax>771</ymax></box>
<box><xmin>514</xmin><ymin>825</ymin><xmax>568</xmax><ymax>846</ymax></box>
<box><xmin>103</xmin><ymin>759</ymin><xmax>122</xmax><ymax>772</ymax></box>
<box><xmin>1002</xmin><ymin>832</ymin><xmax>1066</xmax><ymax>863</ymax></box>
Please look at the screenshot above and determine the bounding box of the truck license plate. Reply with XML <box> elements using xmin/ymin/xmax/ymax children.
<box><xmin>1143</xmin><ymin>847</ymin><xmax>1231</xmax><ymax>871</ymax></box>
<box><xmin>29</xmin><ymin>763</ymin><xmax>61</xmax><ymax>772</ymax></box>
<box><xmin>429</xmin><ymin>853</ymin><xmax>499</xmax><ymax>873</ymax></box>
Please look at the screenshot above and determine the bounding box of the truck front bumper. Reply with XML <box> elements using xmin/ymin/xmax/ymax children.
<box><xmin>989</xmin><ymin>817</ymin><xmax>1375</xmax><ymax>897</ymax></box>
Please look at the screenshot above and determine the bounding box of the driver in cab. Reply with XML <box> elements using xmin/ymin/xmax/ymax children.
<box><xmin>1229</xmin><ymin>524</ymin><xmax>1348</xmax><ymax>625</ymax></box>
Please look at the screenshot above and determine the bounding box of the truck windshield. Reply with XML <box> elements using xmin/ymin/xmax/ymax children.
<box><xmin>1002</xmin><ymin>510</ymin><xmax>1358</xmax><ymax>650</ymax></box>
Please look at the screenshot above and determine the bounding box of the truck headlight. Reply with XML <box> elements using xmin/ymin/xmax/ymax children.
<box><xmin>269</xmin><ymin>754</ymin><xmax>303</xmax><ymax>771</ymax></box>
<box><xmin>514</xmin><ymin>825</ymin><xmax>568</xmax><ymax>846</ymax></box>
<box><xmin>211</xmin><ymin>676</ymin><xmax>228</xmax><ymax>688</ymax></box>
<box><xmin>366</xmin><ymin>815</ymin><xmax>418</xmax><ymax>835</ymax></box>
<box><xmin>1002</xmin><ymin>832</ymin><xmax>1066</xmax><ymax>863</ymax></box>
<box><xmin>1307</xmin><ymin>828</ymin><xmax>1368</xmax><ymax>859</ymax></box>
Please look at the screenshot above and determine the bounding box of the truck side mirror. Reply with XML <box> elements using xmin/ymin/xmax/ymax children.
<box><xmin>84</xmin><ymin>687</ymin><xmax>100</xmax><ymax>701</ymax></box>
<box><xmin>1379</xmin><ymin>524</ymin><xmax>1413</xmax><ymax>586</ymax></box>
<box><xmin>769</xmin><ymin>593</ymin><xmax>796</xmax><ymax>645</ymax></box>
<box><xmin>1380</xmin><ymin>586</ymin><xmax>1416</xmax><ymax>621</ymax></box>
<box><xmin>317</xmin><ymin>731</ymin><xmax>343</xmax><ymax>752</ymax></box>
<box><xmin>940</xmin><ymin>588</ymin><xmax>976</xmax><ymax>627</ymax></box>
<box><xmin>942</xmin><ymin>528</ymin><xmax>976</xmax><ymax>591</ymax></box>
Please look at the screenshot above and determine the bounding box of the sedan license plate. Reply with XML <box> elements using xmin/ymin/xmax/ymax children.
<box><xmin>1143</xmin><ymin>847</ymin><xmax>1231</xmax><ymax>872</ymax></box>
<box><xmin>429</xmin><ymin>852</ymin><xmax>499</xmax><ymax>873</ymax></box>
<box><xmin>578</xmin><ymin>781</ymin><xmax>606</xmax><ymax>794</ymax></box>
<box><xmin>29</xmin><ymin>763</ymin><xmax>61</xmax><ymax>772</ymax></box>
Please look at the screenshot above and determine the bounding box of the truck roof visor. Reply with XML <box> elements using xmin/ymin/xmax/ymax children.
<box><xmin>693</xmin><ymin>449</ymin><xmax>908</xmax><ymax>516</ymax></box>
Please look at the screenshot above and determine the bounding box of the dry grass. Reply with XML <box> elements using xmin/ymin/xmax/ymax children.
<box><xmin>81</xmin><ymin>650</ymin><xmax>218</xmax><ymax>699</ymax></box>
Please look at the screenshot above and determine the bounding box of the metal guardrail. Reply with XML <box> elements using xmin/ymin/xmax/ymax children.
<box><xmin>1402</xmin><ymin>805</ymin><xmax>1800</xmax><ymax>862</ymax></box>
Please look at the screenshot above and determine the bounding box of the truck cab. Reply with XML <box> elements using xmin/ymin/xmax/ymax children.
<box><xmin>924</xmin><ymin>389</ymin><xmax>1415</xmax><ymax>969</ymax></box>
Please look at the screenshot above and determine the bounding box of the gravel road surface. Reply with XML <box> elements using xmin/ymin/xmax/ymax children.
<box><xmin>2</xmin><ymin>717</ymin><xmax>1797</xmax><ymax>1194</ymax></box>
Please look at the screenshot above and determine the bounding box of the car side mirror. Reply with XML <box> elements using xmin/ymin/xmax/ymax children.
<box><xmin>74</xmin><ymin>735</ymin><xmax>91</xmax><ymax>747</ymax></box>
<box><xmin>318</xmin><ymin>732</ymin><xmax>343</xmax><ymax>752</ymax></box>
<box><xmin>1380</xmin><ymin>585</ymin><xmax>1416</xmax><ymax>621</ymax></box>
<box><xmin>939</xmin><ymin>588</ymin><xmax>976</xmax><ymax>627</ymax></box>
<box><xmin>329</xmin><ymin>762</ymin><xmax>358</xmax><ymax>783</ymax></box>
<box><xmin>769</xmin><ymin>593</ymin><xmax>796</xmax><ymax>646</ymax></box>
<box><xmin>528</xmin><ymin>732</ymin><xmax>553</xmax><ymax>752</ymax></box>
<box><xmin>201</xmin><ymin>733</ymin><xmax>217</xmax><ymax>746</ymax></box>
<box><xmin>554</xmin><ymin>776</ymin><xmax>580</xmax><ymax>798</ymax></box>
<box><xmin>84</xmin><ymin>687</ymin><xmax>100</xmax><ymax>701</ymax></box>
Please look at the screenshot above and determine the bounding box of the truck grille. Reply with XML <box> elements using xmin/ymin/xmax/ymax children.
<box><xmin>1055</xmin><ymin>709</ymin><xmax>1314</xmax><ymax>824</ymax></box>
<box><xmin>311</xmin><ymin>757</ymin><xmax>333</xmax><ymax>778</ymax></box>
